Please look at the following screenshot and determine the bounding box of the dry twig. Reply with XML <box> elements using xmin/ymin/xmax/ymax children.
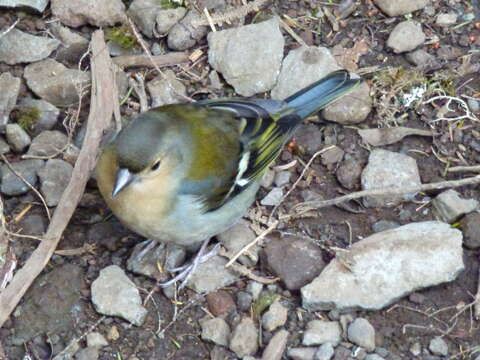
<box><xmin>112</xmin><ymin>52</ymin><xmax>189</xmax><ymax>69</ymax></box>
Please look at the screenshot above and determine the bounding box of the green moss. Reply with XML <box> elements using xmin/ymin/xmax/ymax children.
<box><xmin>17</xmin><ymin>106</ymin><xmax>40</xmax><ymax>132</ymax></box>
<box><xmin>105</xmin><ymin>25</ymin><xmax>137</xmax><ymax>50</ymax></box>
<box><xmin>161</xmin><ymin>0</ymin><xmax>183</xmax><ymax>9</ymax></box>
<box><xmin>252</xmin><ymin>294</ymin><xmax>279</xmax><ymax>320</ymax></box>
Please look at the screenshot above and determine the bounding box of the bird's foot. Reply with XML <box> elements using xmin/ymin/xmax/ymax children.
<box><xmin>158</xmin><ymin>238</ymin><xmax>220</xmax><ymax>290</ymax></box>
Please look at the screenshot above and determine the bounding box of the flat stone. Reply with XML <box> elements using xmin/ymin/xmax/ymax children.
<box><xmin>5</xmin><ymin>124</ymin><xmax>31</xmax><ymax>152</ymax></box>
<box><xmin>50</xmin><ymin>24</ymin><xmax>90</xmax><ymax>64</ymax></box>
<box><xmin>27</xmin><ymin>130</ymin><xmax>69</xmax><ymax>158</ymax></box>
<box><xmin>261</xmin><ymin>187</ymin><xmax>284</xmax><ymax>206</ymax></box>
<box><xmin>387</xmin><ymin>21</ymin><xmax>426</xmax><ymax>54</ymax></box>
<box><xmin>321</xmin><ymin>145</ymin><xmax>345</xmax><ymax>165</ymax></box>
<box><xmin>0</xmin><ymin>0</ymin><xmax>48</xmax><ymax>11</ymax></box>
<box><xmin>405</xmin><ymin>49</ymin><xmax>440</xmax><ymax>69</ymax></box>
<box><xmin>147</xmin><ymin>70</ymin><xmax>187</xmax><ymax>107</ymax></box>
<box><xmin>86</xmin><ymin>332</ymin><xmax>108</xmax><ymax>348</ymax></box>
<box><xmin>0</xmin><ymin>72</ymin><xmax>21</xmax><ymax>128</ymax></box>
<box><xmin>372</xmin><ymin>220</ymin><xmax>400</xmax><ymax>233</ymax></box>
<box><xmin>373</xmin><ymin>0</ymin><xmax>430</xmax><ymax>16</ymax></box>
<box><xmin>91</xmin><ymin>265</ymin><xmax>148</xmax><ymax>326</ymax></box>
<box><xmin>24</xmin><ymin>59</ymin><xmax>90</xmax><ymax>106</ymax></box>
<box><xmin>128</xmin><ymin>0</ymin><xmax>163</xmax><ymax>38</ymax></box>
<box><xmin>201</xmin><ymin>317</ymin><xmax>230</xmax><ymax>346</ymax></box>
<box><xmin>186</xmin><ymin>254</ymin><xmax>239</xmax><ymax>293</ymax></box>
<box><xmin>436</xmin><ymin>13</ymin><xmax>457</xmax><ymax>26</ymax></box>
<box><xmin>0</xmin><ymin>137</ymin><xmax>10</xmax><ymax>154</ymax></box>
<box><xmin>460</xmin><ymin>212</ymin><xmax>480</xmax><ymax>249</ymax></box>
<box><xmin>17</xmin><ymin>98</ymin><xmax>60</xmax><ymax>136</ymax></box>
<box><xmin>323</xmin><ymin>82</ymin><xmax>372</xmax><ymax>124</ymax></box>
<box><xmin>432</xmin><ymin>189</ymin><xmax>478</xmax><ymax>223</ymax></box>
<box><xmin>294</xmin><ymin>124</ymin><xmax>323</xmax><ymax>155</ymax></box>
<box><xmin>75</xmin><ymin>347</ymin><xmax>99</xmax><ymax>360</ymax></box>
<box><xmin>262</xmin><ymin>300</ymin><xmax>288</xmax><ymax>332</ymax></box>
<box><xmin>0</xmin><ymin>159</ymin><xmax>44</xmax><ymax>196</ymax></box>
<box><xmin>302</xmin><ymin>320</ymin><xmax>342</xmax><ymax>346</ymax></box>
<box><xmin>361</xmin><ymin>149</ymin><xmax>421</xmax><ymax>208</ymax></box>
<box><xmin>274</xmin><ymin>171</ymin><xmax>291</xmax><ymax>187</ymax></box>
<box><xmin>208</xmin><ymin>17</ymin><xmax>284</xmax><ymax>96</ymax></box>
<box><xmin>336</xmin><ymin>158</ymin><xmax>363</xmax><ymax>190</ymax></box>
<box><xmin>37</xmin><ymin>159</ymin><xmax>74</xmax><ymax>207</ymax></box>
<box><xmin>287</xmin><ymin>347</ymin><xmax>317</xmax><ymax>360</ymax></box>
<box><xmin>229</xmin><ymin>317</ymin><xmax>258</xmax><ymax>358</ymax></box>
<box><xmin>261</xmin><ymin>329</ymin><xmax>289</xmax><ymax>360</ymax></box>
<box><xmin>429</xmin><ymin>336</ymin><xmax>448</xmax><ymax>356</ymax></box>
<box><xmin>347</xmin><ymin>318</ymin><xmax>375</xmax><ymax>351</ymax></box>
<box><xmin>0</xmin><ymin>28</ymin><xmax>59</xmax><ymax>65</ymax></box>
<box><xmin>168</xmin><ymin>10</ymin><xmax>208</xmax><ymax>50</ymax></box>
<box><xmin>51</xmin><ymin>0</ymin><xmax>126</xmax><ymax>27</ymax></box>
<box><xmin>217</xmin><ymin>219</ymin><xmax>258</xmax><ymax>266</ymax></box>
<box><xmin>206</xmin><ymin>290</ymin><xmax>236</xmax><ymax>316</ymax></box>
<box><xmin>301</xmin><ymin>221</ymin><xmax>464</xmax><ymax>311</ymax></box>
<box><xmin>271</xmin><ymin>46</ymin><xmax>339</xmax><ymax>100</ymax></box>
<box><xmin>156</xmin><ymin>7</ymin><xmax>187</xmax><ymax>35</ymax></box>
<box><xmin>315</xmin><ymin>343</ymin><xmax>334</xmax><ymax>360</ymax></box>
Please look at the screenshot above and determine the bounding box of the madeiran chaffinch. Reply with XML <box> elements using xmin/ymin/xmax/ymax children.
<box><xmin>96</xmin><ymin>70</ymin><xmax>361</xmax><ymax>286</ymax></box>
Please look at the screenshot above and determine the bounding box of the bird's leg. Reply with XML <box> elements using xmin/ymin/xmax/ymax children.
<box><xmin>158</xmin><ymin>238</ymin><xmax>220</xmax><ymax>290</ymax></box>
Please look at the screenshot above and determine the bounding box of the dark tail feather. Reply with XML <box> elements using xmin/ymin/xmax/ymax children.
<box><xmin>285</xmin><ymin>70</ymin><xmax>362</xmax><ymax>120</ymax></box>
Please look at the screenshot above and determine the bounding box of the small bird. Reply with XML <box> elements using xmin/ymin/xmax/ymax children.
<box><xmin>96</xmin><ymin>70</ymin><xmax>361</xmax><ymax>287</ymax></box>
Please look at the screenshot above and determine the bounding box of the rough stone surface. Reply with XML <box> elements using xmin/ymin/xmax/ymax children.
<box><xmin>76</xmin><ymin>347</ymin><xmax>99</xmax><ymax>360</ymax></box>
<box><xmin>265</xmin><ymin>233</ymin><xmax>326</xmax><ymax>290</ymax></box>
<box><xmin>86</xmin><ymin>332</ymin><xmax>108</xmax><ymax>348</ymax></box>
<box><xmin>315</xmin><ymin>343</ymin><xmax>334</xmax><ymax>360</ymax></box>
<box><xmin>271</xmin><ymin>46</ymin><xmax>339</xmax><ymax>100</ymax></box>
<box><xmin>50</xmin><ymin>24</ymin><xmax>90</xmax><ymax>64</ymax></box>
<box><xmin>261</xmin><ymin>329</ymin><xmax>289</xmax><ymax>360</ymax></box>
<box><xmin>405</xmin><ymin>49</ymin><xmax>440</xmax><ymax>69</ymax></box>
<box><xmin>372</xmin><ymin>220</ymin><xmax>400</xmax><ymax>233</ymax></box>
<box><xmin>17</xmin><ymin>98</ymin><xmax>60</xmax><ymax>135</ymax></box>
<box><xmin>147</xmin><ymin>70</ymin><xmax>187</xmax><ymax>107</ymax></box>
<box><xmin>217</xmin><ymin>219</ymin><xmax>259</xmax><ymax>266</ymax></box>
<box><xmin>261</xmin><ymin>187</ymin><xmax>284</xmax><ymax>206</ymax></box>
<box><xmin>336</xmin><ymin>158</ymin><xmax>363</xmax><ymax>190</ymax></box>
<box><xmin>37</xmin><ymin>159</ymin><xmax>74</xmax><ymax>207</ymax></box>
<box><xmin>460</xmin><ymin>212</ymin><xmax>480</xmax><ymax>249</ymax></box>
<box><xmin>429</xmin><ymin>337</ymin><xmax>448</xmax><ymax>356</ymax></box>
<box><xmin>436</xmin><ymin>12</ymin><xmax>457</xmax><ymax>25</ymax></box>
<box><xmin>168</xmin><ymin>10</ymin><xmax>208</xmax><ymax>50</ymax></box>
<box><xmin>387</xmin><ymin>21</ymin><xmax>426</xmax><ymax>54</ymax></box>
<box><xmin>361</xmin><ymin>149</ymin><xmax>421</xmax><ymax>208</ymax></box>
<box><xmin>321</xmin><ymin>146</ymin><xmax>345</xmax><ymax>165</ymax></box>
<box><xmin>302</xmin><ymin>320</ymin><xmax>342</xmax><ymax>346</ymax></box>
<box><xmin>0</xmin><ymin>159</ymin><xmax>44</xmax><ymax>196</ymax></box>
<box><xmin>0</xmin><ymin>0</ymin><xmax>48</xmax><ymax>11</ymax></box>
<box><xmin>0</xmin><ymin>137</ymin><xmax>10</xmax><ymax>154</ymax></box>
<box><xmin>0</xmin><ymin>29</ymin><xmax>60</xmax><ymax>65</ymax></box>
<box><xmin>156</xmin><ymin>7</ymin><xmax>187</xmax><ymax>35</ymax></box>
<box><xmin>201</xmin><ymin>317</ymin><xmax>230</xmax><ymax>346</ymax></box>
<box><xmin>51</xmin><ymin>0</ymin><xmax>126</xmax><ymax>27</ymax></box>
<box><xmin>91</xmin><ymin>265</ymin><xmax>148</xmax><ymax>326</ymax></box>
<box><xmin>0</xmin><ymin>72</ymin><xmax>21</xmax><ymax>128</ymax></box>
<box><xmin>287</xmin><ymin>347</ymin><xmax>317</xmax><ymax>360</ymax></box>
<box><xmin>187</xmin><ymin>254</ymin><xmax>239</xmax><ymax>293</ymax></box>
<box><xmin>432</xmin><ymin>189</ymin><xmax>478</xmax><ymax>223</ymax></box>
<box><xmin>262</xmin><ymin>301</ymin><xmax>288</xmax><ymax>331</ymax></box>
<box><xmin>373</xmin><ymin>0</ymin><xmax>430</xmax><ymax>16</ymax></box>
<box><xmin>27</xmin><ymin>130</ymin><xmax>69</xmax><ymax>158</ymax></box>
<box><xmin>347</xmin><ymin>318</ymin><xmax>376</xmax><ymax>351</ymax></box>
<box><xmin>294</xmin><ymin>124</ymin><xmax>323</xmax><ymax>155</ymax></box>
<box><xmin>323</xmin><ymin>82</ymin><xmax>372</xmax><ymax>124</ymax></box>
<box><xmin>229</xmin><ymin>317</ymin><xmax>258</xmax><ymax>358</ymax></box>
<box><xmin>274</xmin><ymin>171</ymin><xmax>291</xmax><ymax>187</ymax></box>
<box><xmin>5</xmin><ymin>124</ymin><xmax>31</xmax><ymax>152</ymax></box>
<box><xmin>301</xmin><ymin>221</ymin><xmax>464</xmax><ymax>311</ymax></box>
<box><xmin>208</xmin><ymin>18</ymin><xmax>284</xmax><ymax>96</ymax></box>
<box><xmin>206</xmin><ymin>290</ymin><xmax>236</xmax><ymax>316</ymax></box>
<box><xmin>128</xmin><ymin>0</ymin><xmax>163</xmax><ymax>38</ymax></box>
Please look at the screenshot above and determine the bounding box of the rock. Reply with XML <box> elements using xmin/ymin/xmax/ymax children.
<box><xmin>432</xmin><ymin>189</ymin><xmax>478</xmax><ymax>223</ymax></box>
<box><xmin>347</xmin><ymin>318</ymin><xmax>375</xmax><ymax>351</ymax></box>
<box><xmin>271</xmin><ymin>46</ymin><xmax>339</xmax><ymax>100</ymax></box>
<box><xmin>12</xmin><ymin>264</ymin><xmax>85</xmax><ymax>345</ymax></box>
<box><xmin>405</xmin><ymin>49</ymin><xmax>439</xmax><ymax>69</ymax></box>
<box><xmin>37</xmin><ymin>159</ymin><xmax>73</xmax><ymax>207</ymax></box>
<box><xmin>24</xmin><ymin>59</ymin><xmax>90</xmax><ymax>106</ymax></box>
<box><xmin>0</xmin><ymin>0</ymin><xmax>48</xmax><ymax>11</ymax></box>
<box><xmin>17</xmin><ymin>98</ymin><xmax>60</xmax><ymax>135</ymax></box>
<box><xmin>315</xmin><ymin>343</ymin><xmax>334</xmax><ymax>360</ymax></box>
<box><xmin>247</xmin><ymin>281</ymin><xmax>263</xmax><ymax>300</ymax></box>
<box><xmin>91</xmin><ymin>265</ymin><xmax>148</xmax><ymax>326</ymax></box>
<box><xmin>274</xmin><ymin>171</ymin><xmax>291</xmax><ymax>187</ymax></box>
<box><xmin>229</xmin><ymin>317</ymin><xmax>258</xmax><ymax>358</ymax></box>
<box><xmin>5</xmin><ymin>124</ymin><xmax>31</xmax><ymax>152</ymax></box>
<box><xmin>147</xmin><ymin>70</ymin><xmax>187</xmax><ymax>107</ymax></box>
<box><xmin>294</xmin><ymin>124</ymin><xmax>323</xmax><ymax>155</ymax></box>
<box><xmin>0</xmin><ymin>72</ymin><xmax>21</xmax><ymax>128</ymax></box>
<box><xmin>0</xmin><ymin>137</ymin><xmax>10</xmax><ymax>154</ymax></box>
<box><xmin>261</xmin><ymin>168</ymin><xmax>275</xmax><ymax>188</ymax></box>
<box><xmin>27</xmin><ymin>130</ymin><xmax>69</xmax><ymax>158</ymax></box>
<box><xmin>0</xmin><ymin>159</ymin><xmax>44</xmax><ymax>196</ymax></box>
<box><xmin>287</xmin><ymin>347</ymin><xmax>317</xmax><ymax>360</ymax></box>
<box><xmin>460</xmin><ymin>213</ymin><xmax>480</xmax><ymax>249</ymax></box>
<box><xmin>301</xmin><ymin>221</ymin><xmax>464</xmax><ymax>311</ymax></box>
<box><xmin>321</xmin><ymin>146</ymin><xmax>344</xmax><ymax>165</ymax></box>
<box><xmin>302</xmin><ymin>320</ymin><xmax>342</xmax><ymax>346</ymax></box>
<box><xmin>187</xmin><ymin>254</ymin><xmax>239</xmax><ymax>293</ymax></box>
<box><xmin>206</xmin><ymin>290</ymin><xmax>236</xmax><ymax>316</ymax></box>
<box><xmin>262</xmin><ymin>301</ymin><xmax>288</xmax><ymax>331</ymax></box>
<box><xmin>373</xmin><ymin>0</ymin><xmax>430</xmax><ymax>16</ymax></box>
<box><xmin>323</xmin><ymin>82</ymin><xmax>372</xmax><ymax>124</ymax></box>
<box><xmin>261</xmin><ymin>187</ymin><xmax>284</xmax><ymax>206</ymax></box>
<box><xmin>436</xmin><ymin>13</ymin><xmax>457</xmax><ymax>26</ymax></box>
<box><xmin>361</xmin><ymin>149</ymin><xmax>421</xmax><ymax>208</ymax></box>
<box><xmin>201</xmin><ymin>317</ymin><xmax>231</xmax><ymax>346</ymax></box>
<box><xmin>75</xmin><ymin>347</ymin><xmax>99</xmax><ymax>360</ymax></box>
<box><xmin>265</xmin><ymin>233</ymin><xmax>326</xmax><ymax>290</ymax></box>
<box><xmin>128</xmin><ymin>0</ymin><xmax>162</xmax><ymax>38</ymax></box>
<box><xmin>372</xmin><ymin>220</ymin><xmax>400</xmax><ymax>233</ymax></box>
<box><xmin>334</xmin><ymin>346</ymin><xmax>352</xmax><ymax>359</ymax></box>
<box><xmin>336</xmin><ymin>158</ymin><xmax>363</xmax><ymax>190</ymax></box>
<box><xmin>429</xmin><ymin>337</ymin><xmax>448</xmax><ymax>356</ymax></box>
<box><xmin>156</xmin><ymin>7</ymin><xmax>187</xmax><ymax>35</ymax></box>
<box><xmin>365</xmin><ymin>355</ymin><xmax>384</xmax><ymax>360</ymax></box>
<box><xmin>237</xmin><ymin>291</ymin><xmax>253</xmax><ymax>312</ymax></box>
<box><xmin>127</xmin><ymin>240</ymin><xmax>185</xmax><ymax>281</ymax></box>
<box><xmin>409</xmin><ymin>342</ymin><xmax>421</xmax><ymax>356</ymax></box>
<box><xmin>262</xmin><ymin>329</ymin><xmax>289</xmax><ymax>360</ymax></box>
<box><xmin>468</xmin><ymin>98</ymin><xmax>480</xmax><ymax>113</ymax></box>
<box><xmin>50</xmin><ymin>25</ymin><xmax>90</xmax><ymax>64</ymax></box>
<box><xmin>86</xmin><ymin>332</ymin><xmax>108</xmax><ymax>348</ymax></box>
<box><xmin>208</xmin><ymin>17</ymin><xmax>284</xmax><ymax>96</ymax></box>
<box><xmin>51</xmin><ymin>0</ymin><xmax>126</xmax><ymax>27</ymax></box>
<box><xmin>168</xmin><ymin>10</ymin><xmax>208</xmax><ymax>50</ymax></box>
<box><xmin>387</xmin><ymin>21</ymin><xmax>425</xmax><ymax>54</ymax></box>
<box><xmin>217</xmin><ymin>219</ymin><xmax>258</xmax><ymax>266</ymax></box>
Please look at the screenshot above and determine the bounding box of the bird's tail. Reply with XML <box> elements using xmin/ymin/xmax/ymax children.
<box><xmin>284</xmin><ymin>70</ymin><xmax>361</xmax><ymax>120</ymax></box>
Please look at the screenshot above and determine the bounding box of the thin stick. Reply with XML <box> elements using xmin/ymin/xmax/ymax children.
<box><xmin>0</xmin><ymin>30</ymin><xmax>116</xmax><ymax>328</ymax></box>
<box><xmin>112</xmin><ymin>52</ymin><xmax>189</xmax><ymax>69</ymax></box>
<box><xmin>447</xmin><ymin>165</ymin><xmax>480</xmax><ymax>173</ymax></box>
<box><xmin>0</xmin><ymin>19</ymin><xmax>19</xmax><ymax>40</ymax></box>
<box><xmin>475</xmin><ymin>266</ymin><xmax>480</xmax><ymax>319</ymax></box>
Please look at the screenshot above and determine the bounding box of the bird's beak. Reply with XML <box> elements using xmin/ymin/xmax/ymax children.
<box><xmin>112</xmin><ymin>168</ymin><xmax>134</xmax><ymax>198</ymax></box>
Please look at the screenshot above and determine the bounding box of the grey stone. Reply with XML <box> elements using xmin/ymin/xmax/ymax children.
<box><xmin>336</xmin><ymin>158</ymin><xmax>363</xmax><ymax>190</ymax></box>
<box><xmin>261</xmin><ymin>187</ymin><xmax>284</xmax><ymax>206</ymax></box>
<box><xmin>208</xmin><ymin>17</ymin><xmax>284</xmax><ymax>96</ymax></box>
<box><xmin>321</xmin><ymin>146</ymin><xmax>345</xmax><ymax>165</ymax></box>
<box><xmin>287</xmin><ymin>347</ymin><xmax>317</xmax><ymax>360</ymax></box>
<box><xmin>50</xmin><ymin>24</ymin><xmax>90</xmax><ymax>64</ymax></box>
<box><xmin>361</xmin><ymin>149</ymin><xmax>421</xmax><ymax>208</ymax></box>
<box><xmin>91</xmin><ymin>265</ymin><xmax>148</xmax><ymax>326</ymax></box>
<box><xmin>0</xmin><ymin>159</ymin><xmax>44</xmax><ymax>196</ymax></box>
<box><xmin>5</xmin><ymin>124</ymin><xmax>31</xmax><ymax>152</ymax></box>
<box><xmin>372</xmin><ymin>220</ymin><xmax>400</xmax><ymax>233</ymax></box>
<box><xmin>156</xmin><ymin>7</ymin><xmax>187</xmax><ymax>35</ymax></box>
<box><xmin>347</xmin><ymin>318</ymin><xmax>375</xmax><ymax>351</ymax></box>
<box><xmin>0</xmin><ymin>0</ymin><xmax>48</xmax><ymax>11</ymax></box>
<box><xmin>217</xmin><ymin>219</ymin><xmax>258</xmax><ymax>266</ymax></box>
<box><xmin>51</xmin><ymin>0</ymin><xmax>126</xmax><ymax>27</ymax></box>
<box><xmin>0</xmin><ymin>137</ymin><xmax>10</xmax><ymax>154</ymax></box>
<box><xmin>168</xmin><ymin>10</ymin><xmax>208</xmax><ymax>50</ymax></box>
<box><xmin>24</xmin><ymin>59</ymin><xmax>90</xmax><ymax>106</ymax></box>
<box><xmin>229</xmin><ymin>317</ymin><xmax>258</xmax><ymax>358</ymax></box>
<box><xmin>274</xmin><ymin>171</ymin><xmax>291</xmax><ymax>187</ymax></box>
<box><xmin>201</xmin><ymin>317</ymin><xmax>230</xmax><ymax>346</ymax></box>
<box><xmin>262</xmin><ymin>301</ymin><xmax>288</xmax><ymax>331</ymax></box>
<box><xmin>436</xmin><ymin>13</ymin><xmax>457</xmax><ymax>25</ymax></box>
<box><xmin>460</xmin><ymin>212</ymin><xmax>480</xmax><ymax>249</ymax></box>
<box><xmin>147</xmin><ymin>70</ymin><xmax>187</xmax><ymax>107</ymax></box>
<box><xmin>294</xmin><ymin>124</ymin><xmax>323</xmax><ymax>155</ymax></box>
<box><xmin>75</xmin><ymin>347</ymin><xmax>99</xmax><ymax>360</ymax></box>
<box><xmin>429</xmin><ymin>336</ymin><xmax>448</xmax><ymax>356</ymax></box>
<box><xmin>271</xmin><ymin>46</ymin><xmax>338</xmax><ymax>100</ymax></box>
<box><xmin>432</xmin><ymin>189</ymin><xmax>478</xmax><ymax>223</ymax></box>
<box><xmin>301</xmin><ymin>221</ymin><xmax>464</xmax><ymax>311</ymax></box>
<box><xmin>27</xmin><ymin>130</ymin><xmax>69</xmax><ymax>158</ymax></box>
<box><xmin>261</xmin><ymin>168</ymin><xmax>275</xmax><ymax>188</ymax></box>
<box><xmin>373</xmin><ymin>0</ymin><xmax>430</xmax><ymax>16</ymax></box>
<box><xmin>315</xmin><ymin>343</ymin><xmax>334</xmax><ymax>360</ymax></box>
<box><xmin>409</xmin><ymin>342</ymin><xmax>421</xmax><ymax>356</ymax></box>
<box><xmin>128</xmin><ymin>0</ymin><xmax>163</xmax><ymax>38</ymax></box>
<box><xmin>17</xmin><ymin>98</ymin><xmax>60</xmax><ymax>135</ymax></box>
<box><xmin>246</xmin><ymin>281</ymin><xmax>263</xmax><ymax>300</ymax></box>
<box><xmin>86</xmin><ymin>332</ymin><xmax>108</xmax><ymax>348</ymax></box>
<box><xmin>468</xmin><ymin>98</ymin><xmax>480</xmax><ymax>113</ymax></box>
<box><xmin>302</xmin><ymin>320</ymin><xmax>342</xmax><ymax>346</ymax></box>
<box><xmin>262</xmin><ymin>329</ymin><xmax>289</xmax><ymax>360</ymax></box>
<box><xmin>364</xmin><ymin>355</ymin><xmax>384</xmax><ymax>360</ymax></box>
<box><xmin>38</xmin><ymin>159</ymin><xmax>73</xmax><ymax>207</ymax></box>
<box><xmin>387</xmin><ymin>21</ymin><xmax>426</xmax><ymax>54</ymax></box>
<box><xmin>186</xmin><ymin>254</ymin><xmax>239</xmax><ymax>293</ymax></box>
<box><xmin>237</xmin><ymin>291</ymin><xmax>253</xmax><ymax>312</ymax></box>
<box><xmin>405</xmin><ymin>49</ymin><xmax>439</xmax><ymax>69</ymax></box>
<box><xmin>0</xmin><ymin>29</ymin><xmax>60</xmax><ymax>65</ymax></box>
<box><xmin>323</xmin><ymin>82</ymin><xmax>372</xmax><ymax>124</ymax></box>
<box><xmin>0</xmin><ymin>72</ymin><xmax>21</xmax><ymax>128</ymax></box>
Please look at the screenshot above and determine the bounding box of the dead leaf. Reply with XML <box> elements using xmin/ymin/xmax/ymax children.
<box><xmin>358</xmin><ymin>127</ymin><xmax>435</xmax><ymax>146</ymax></box>
<box><xmin>332</xmin><ymin>38</ymin><xmax>369</xmax><ymax>72</ymax></box>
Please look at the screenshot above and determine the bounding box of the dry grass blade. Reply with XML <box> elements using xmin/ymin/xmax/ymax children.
<box><xmin>0</xmin><ymin>30</ymin><xmax>117</xmax><ymax>328</ymax></box>
<box><xmin>112</xmin><ymin>52</ymin><xmax>189</xmax><ymax>69</ymax></box>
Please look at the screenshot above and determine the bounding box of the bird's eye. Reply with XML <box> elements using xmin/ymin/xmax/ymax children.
<box><xmin>151</xmin><ymin>161</ymin><xmax>161</xmax><ymax>171</ymax></box>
